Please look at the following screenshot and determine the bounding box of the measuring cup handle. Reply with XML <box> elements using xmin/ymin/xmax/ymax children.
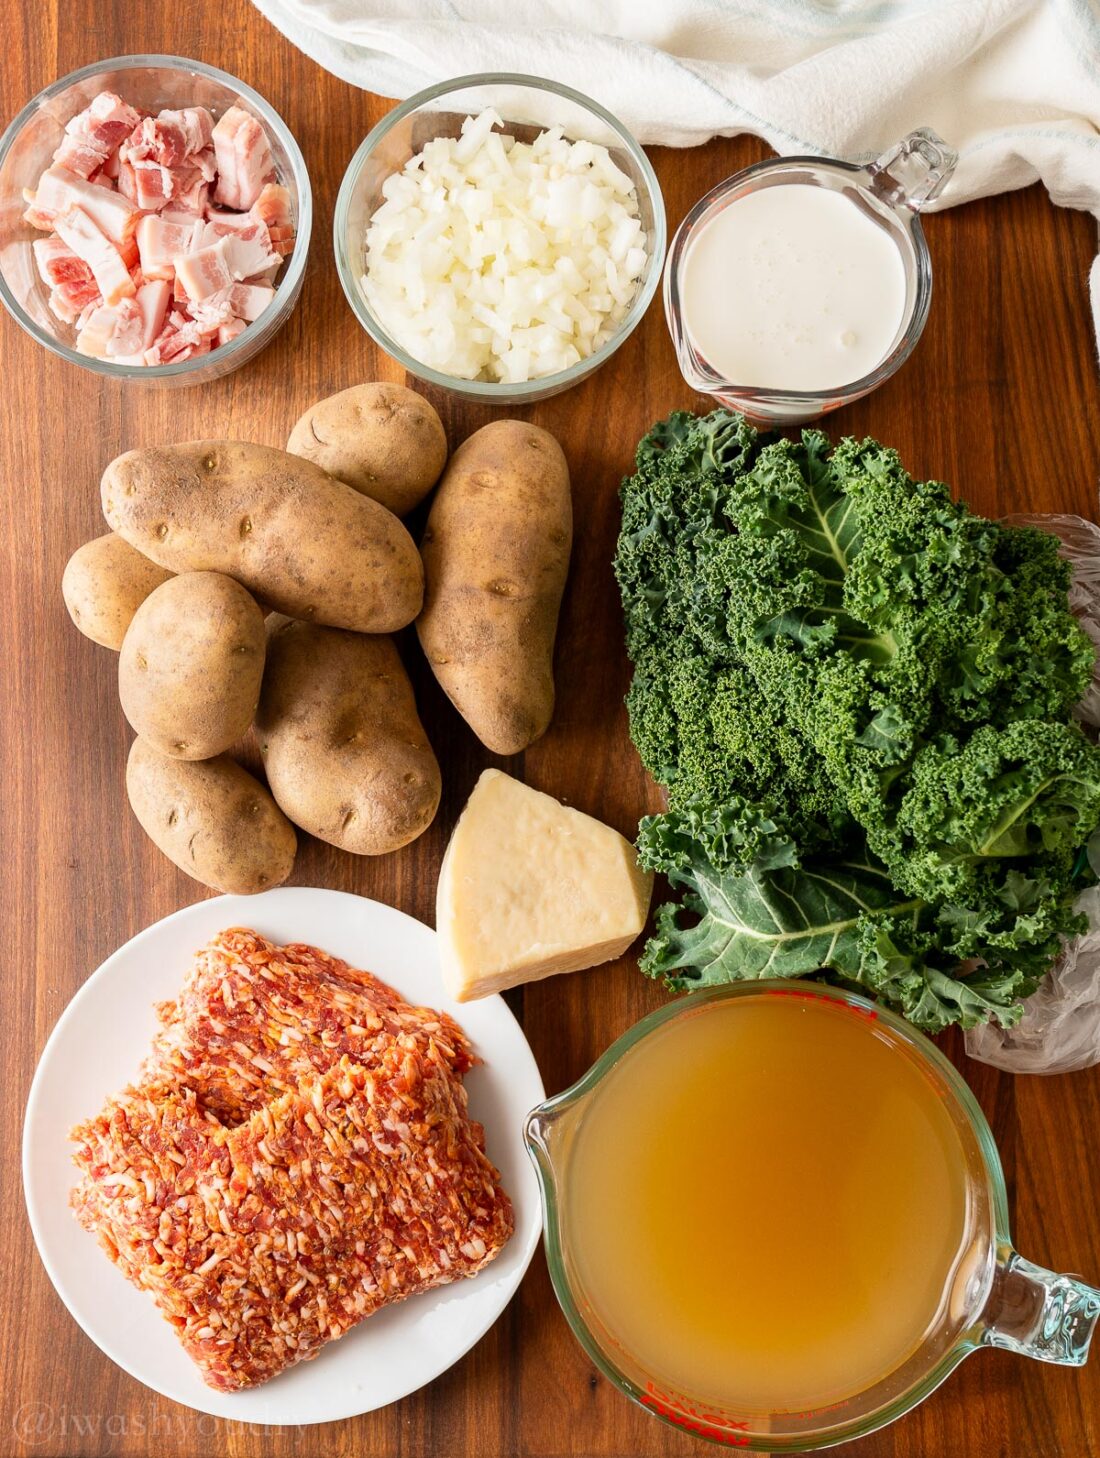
<box><xmin>867</xmin><ymin>128</ymin><xmax>958</xmax><ymax>211</ymax></box>
<box><xmin>980</xmin><ymin>1249</ymin><xmax>1100</xmax><ymax>1366</ymax></box>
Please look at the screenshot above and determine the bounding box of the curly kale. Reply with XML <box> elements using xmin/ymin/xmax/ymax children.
<box><xmin>615</xmin><ymin>409</ymin><xmax>1100</xmax><ymax>1032</ymax></box>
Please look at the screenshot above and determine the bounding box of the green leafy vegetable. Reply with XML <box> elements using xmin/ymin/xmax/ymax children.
<box><xmin>616</xmin><ymin>409</ymin><xmax>1100</xmax><ymax>1031</ymax></box>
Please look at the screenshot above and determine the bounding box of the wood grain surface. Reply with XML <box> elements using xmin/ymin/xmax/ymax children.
<box><xmin>3</xmin><ymin>5</ymin><xmax>1099</xmax><ymax>1455</ymax></box>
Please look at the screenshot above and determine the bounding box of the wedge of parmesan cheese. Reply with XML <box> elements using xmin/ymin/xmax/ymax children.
<box><xmin>436</xmin><ymin>769</ymin><xmax>653</xmax><ymax>1001</ymax></box>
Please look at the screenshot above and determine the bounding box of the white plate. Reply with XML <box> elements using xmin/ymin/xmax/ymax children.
<box><xmin>23</xmin><ymin>887</ymin><xmax>545</xmax><ymax>1425</ymax></box>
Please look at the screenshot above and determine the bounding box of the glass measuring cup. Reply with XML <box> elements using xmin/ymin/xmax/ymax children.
<box><xmin>525</xmin><ymin>981</ymin><xmax>1099</xmax><ymax>1452</ymax></box>
<box><xmin>664</xmin><ymin>130</ymin><xmax>957</xmax><ymax>427</ymax></box>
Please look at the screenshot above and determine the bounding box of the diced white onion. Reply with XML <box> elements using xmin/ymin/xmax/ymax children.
<box><xmin>360</xmin><ymin>109</ymin><xmax>648</xmax><ymax>383</ymax></box>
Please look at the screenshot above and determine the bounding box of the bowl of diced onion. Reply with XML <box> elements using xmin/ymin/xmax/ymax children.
<box><xmin>334</xmin><ymin>74</ymin><xmax>665</xmax><ymax>402</ymax></box>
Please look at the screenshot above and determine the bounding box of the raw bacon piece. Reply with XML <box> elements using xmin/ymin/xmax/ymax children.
<box><xmin>188</xmin><ymin>294</ymin><xmax>235</xmax><ymax>335</ymax></box>
<box><xmin>142</xmin><ymin>324</ymin><xmax>194</xmax><ymax>365</ymax></box>
<box><xmin>211</xmin><ymin>106</ymin><xmax>274</xmax><ymax>211</ymax></box>
<box><xmin>174</xmin><ymin>236</ymin><xmax>234</xmax><ymax>301</ymax></box>
<box><xmin>159</xmin><ymin>107</ymin><xmax>213</xmax><ymax>163</ymax></box>
<box><xmin>131</xmin><ymin>163</ymin><xmax>207</xmax><ymax>213</ymax></box>
<box><xmin>52</xmin><ymin>207</ymin><xmax>134</xmax><ymax>307</ymax></box>
<box><xmin>144</xmin><ymin>319</ymin><xmax>212</xmax><ymax>365</ymax></box>
<box><xmin>188</xmin><ymin>282</ymin><xmax>273</xmax><ymax>332</ymax></box>
<box><xmin>76</xmin><ymin>297</ymin><xmax>142</xmax><ymax>357</ymax></box>
<box><xmin>53</xmin><ymin>134</ymin><xmax>110</xmax><ymax>180</ymax></box>
<box><xmin>171</xmin><ymin>171</ymin><xmax>209</xmax><ymax>216</ymax></box>
<box><xmin>249</xmin><ymin>182</ymin><xmax>295</xmax><ymax>258</ymax></box>
<box><xmin>248</xmin><ymin>181</ymin><xmax>290</xmax><ymax>226</ymax></box>
<box><xmin>28</xmin><ymin>167</ymin><xmax>138</xmax><ymax>259</ymax></box>
<box><xmin>122</xmin><ymin>107</ymin><xmax>214</xmax><ymax>168</ymax></box>
<box><xmin>220</xmin><ymin>281</ymin><xmax>274</xmax><ymax>321</ymax></box>
<box><xmin>199</xmin><ymin>211</ymin><xmax>268</xmax><ymax>241</ymax></box>
<box><xmin>121</xmin><ymin>107</ymin><xmax>216</xmax><ymax>211</ymax></box>
<box><xmin>48</xmin><ymin>277</ymin><xmax>101</xmax><ymax>324</ymax></box>
<box><xmin>52</xmin><ymin>92</ymin><xmax>142</xmax><ymax>178</ymax></box>
<box><xmin>76</xmin><ymin>91</ymin><xmax>141</xmax><ymax>149</ymax></box>
<box><xmin>22</xmin><ymin>191</ymin><xmax>56</xmax><ymax>230</ymax></box>
<box><xmin>224</xmin><ymin>227</ymin><xmax>279</xmax><ymax>281</ymax></box>
<box><xmin>135</xmin><ymin>215</ymin><xmax>198</xmax><ymax>280</ymax></box>
<box><xmin>120</xmin><ymin>115</ymin><xmax>156</xmax><ymax>162</ymax></box>
<box><xmin>202</xmin><ymin>212</ymin><xmax>259</xmax><ymax>253</ymax></box>
<box><xmin>116</xmin><ymin>159</ymin><xmax>137</xmax><ymax>203</ymax></box>
<box><xmin>104</xmin><ymin>298</ymin><xmax>146</xmax><ymax>357</ymax></box>
<box><xmin>192</xmin><ymin>147</ymin><xmax>217</xmax><ymax>182</ymax></box>
<box><xmin>130</xmin><ymin>160</ymin><xmax>174</xmax><ymax>212</ymax></box>
<box><xmin>32</xmin><ymin>235</ymin><xmax>94</xmax><ymax>288</ymax></box>
<box><xmin>217</xmin><ymin>317</ymin><xmax>246</xmax><ymax>346</ymax></box>
<box><xmin>136</xmin><ymin>279</ymin><xmax>171</xmax><ymax>350</ymax></box>
<box><xmin>187</xmin><ymin>220</ymin><xmax>278</xmax><ymax>278</ymax></box>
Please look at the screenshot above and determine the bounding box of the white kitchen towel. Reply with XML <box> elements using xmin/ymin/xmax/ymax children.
<box><xmin>253</xmin><ymin>0</ymin><xmax>1100</xmax><ymax>338</ymax></box>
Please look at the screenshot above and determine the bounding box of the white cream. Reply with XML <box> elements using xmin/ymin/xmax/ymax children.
<box><xmin>680</xmin><ymin>183</ymin><xmax>908</xmax><ymax>391</ymax></box>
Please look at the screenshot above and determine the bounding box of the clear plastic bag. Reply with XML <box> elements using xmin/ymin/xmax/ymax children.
<box><xmin>965</xmin><ymin>887</ymin><xmax>1100</xmax><ymax>1073</ymax></box>
<box><xmin>964</xmin><ymin>513</ymin><xmax>1100</xmax><ymax>1074</ymax></box>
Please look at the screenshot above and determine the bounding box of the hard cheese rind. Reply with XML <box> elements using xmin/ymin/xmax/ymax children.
<box><xmin>437</xmin><ymin>769</ymin><xmax>653</xmax><ymax>1001</ymax></box>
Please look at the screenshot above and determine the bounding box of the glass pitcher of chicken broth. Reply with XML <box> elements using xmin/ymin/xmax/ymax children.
<box><xmin>525</xmin><ymin>983</ymin><xmax>1099</xmax><ymax>1451</ymax></box>
<box><xmin>664</xmin><ymin>130</ymin><xmax>957</xmax><ymax>426</ymax></box>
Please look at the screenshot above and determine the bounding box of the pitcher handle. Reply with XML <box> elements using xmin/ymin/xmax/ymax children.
<box><xmin>867</xmin><ymin>128</ymin><xmax>958</xmax><ymax>212</ymax></box>
<box><xmin>980</xmin><ymin>1248</ymin><xmax>1100</xmax><ymax>1366</ymax></box>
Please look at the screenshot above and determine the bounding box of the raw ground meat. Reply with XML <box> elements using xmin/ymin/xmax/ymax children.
<box><xmin>147</xmin><ymin>928</ymin><xmax>476</xmax><ymax>1122</ymax></box>
<box><xmin>69</xmin><ymin>931</ymin><xmax>511</xmax><ymax>1391</ymax></box>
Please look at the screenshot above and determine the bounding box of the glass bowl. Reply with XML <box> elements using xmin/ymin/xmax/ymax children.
<box><xmin>334</xmin><ymin>73</ymin><xmax>666</xmax><ymax>404</ymax></box>
<box><xmin>0</xmin><ymin>55</ymin><xmax>312</xmax><ymax>386</ymax></box>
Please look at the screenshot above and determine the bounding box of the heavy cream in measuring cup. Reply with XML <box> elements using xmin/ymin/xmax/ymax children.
<box><xmin>680</xmin><ymin>183</ymin><xmax>908</xmax><ymax>392</ymax></box>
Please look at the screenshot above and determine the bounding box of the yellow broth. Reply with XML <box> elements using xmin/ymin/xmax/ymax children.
<box><xmin>563</xmin><ymin>991</ymin><xmax>984</xmax><ymax>1414</ymax></box>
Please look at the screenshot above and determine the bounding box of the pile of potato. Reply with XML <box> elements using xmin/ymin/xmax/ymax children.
<box><xmin>63</xmin><ymin>383</ymin><xmax>572</xmax><ymax>895</ymax></box>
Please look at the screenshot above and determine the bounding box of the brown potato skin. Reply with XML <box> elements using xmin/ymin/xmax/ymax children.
<box><xmin>119</xmin><ymin>572</ymin><xmax>266</xmax><ymax>760</ymax></box>
<box><xmin>126</xmin><ymin>738</ymin><xmax>296</xmax><ymax>894</ymax></box>
<box><xmin>257</xmin><ymin>617</ymin><xmax>441</xmax><ymax>855</ymax></box>
<box><xmin>62</xmin><ymin>532</ymin><xmax>173</xmax><ymax>650</ymax></box>
<box><xmin>286</xmin><ymin>383</ymin><xmax>447</xmax><ymax>516</ymax></box>
<box><xmin>101</xmin><ymin>440</ymin><xmax>424</xmax><ymax>633</ymax></box>
<box><xmin>416</xmin><ymin>420</ymin><xmax>572</xmax><ymax>755</ymax></box>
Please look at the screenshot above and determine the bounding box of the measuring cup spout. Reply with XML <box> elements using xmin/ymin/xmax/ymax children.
<box><xmin>524</xmin><ymin>1100</ymin><xmax>569</xmax><ymax>1172</ymax></box>
<box><xmin>524</xmin><ymin>1083</ymin><xmax>590</xmax><ymax>1204</ymax></box>
<box><xmin>980</xmin><ymin>1249</ymin><xmax>1100</xmax><ymax>1366</ymax></box>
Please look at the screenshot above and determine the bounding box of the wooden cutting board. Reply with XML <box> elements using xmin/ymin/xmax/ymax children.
<box><xmin>2</xmin><ymin>3</ymin><xmax>1098</xmax><ymax>1454</ymax></box>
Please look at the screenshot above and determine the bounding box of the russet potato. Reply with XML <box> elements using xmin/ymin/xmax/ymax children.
<box><xmin>118</xmin><ymin>571</ymin><xmax>266</xmax><ymax>760</ymax></box>
<box><xmin>257</xmin><ymin>617</ymin><xmax>441</xmax><ymax>855</ymax></box>
<box><xmin>101</xmin><ymin>440</ymin><xmax>424</xmax><ymax>633</ymax></box>
<box><xmin>62</xmin><ymin>531</ymin><xmax>173</xmax><ymax>650</ymax></box>
<box><xmin>417</xmin><ymin>420</ymin><xmax>572</xmax><ymax>755</ymax></box>
<box><xmin>286</xmin><ymin>382</ymin><xmax>447</xmax><ymax>516</ymax></box>
<box><xmin>126</xmin><ymin>738</ymin><xmax>296</xmax><ymax>894</ymax></box>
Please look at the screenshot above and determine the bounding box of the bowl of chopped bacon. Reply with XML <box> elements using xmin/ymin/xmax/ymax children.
<box><xmin>0</xmin><ymin>55</ymin><xmax>311</xmax><ymax>383</ymax></box>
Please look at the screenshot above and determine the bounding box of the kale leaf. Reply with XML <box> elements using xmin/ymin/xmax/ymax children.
<box><xmin>616</xmin><ymin>409</ymin><xmax>1100</xmax><ymax>1031</ymax></box>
